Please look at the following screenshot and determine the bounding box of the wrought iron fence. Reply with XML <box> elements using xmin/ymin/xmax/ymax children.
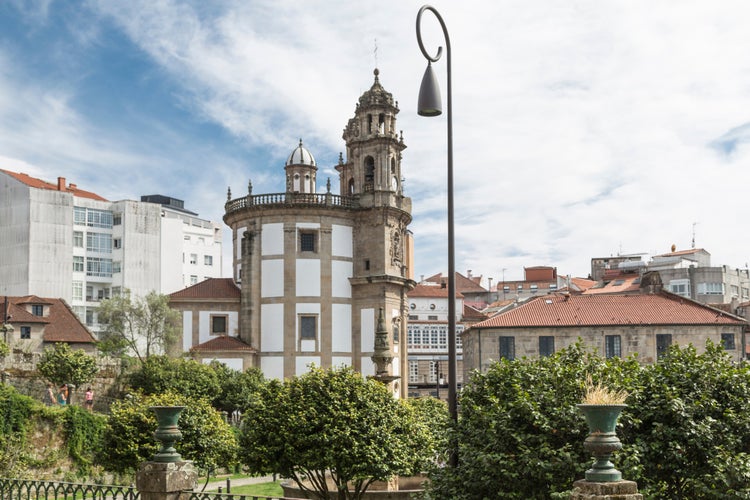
<box><xmin>0</xmin><ymin>479</ymin><xmax>292</xmax><ymax>500</ymax></box>
<box><xmin>0</xmin><ymin>478</ymin><xmax>139</xmax><ymax>499</ymax></box>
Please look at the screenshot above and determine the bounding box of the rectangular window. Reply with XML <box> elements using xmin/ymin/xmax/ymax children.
<box><xmin>731</xmin><ymin>285</ymin><xmax>740</xmax><ymax>297</ymax></box>
<box><xmin>73</xmin><ymin>231</ymin><xmax>83</xmax><ymax>247</ymax></box>
<box><xmin>530</xmin><ymin>284</ymin><xmax>539</xmax><ymax>293</ymax></box>
<box><xmin>743</xmin><ymin>288</ymin><xmax>750</xmax><ymax>300</ymax></box>
<box><xmin>73</xmin><ymin>256</ymin><xmax>84</xmax><ymax>272</ymax></box>
<box><xmin>72</xmin><ymin>281</ymin><xmax>83</xmax><ymax>301</ymax></box>
<box><xmin>539</xmin><ymin>336</ymin><xmax>555</xmax><ymax>357</ymax></box>
<box><xmin>190</xmin><ymin>254</ymin><xmax>197</xmax><ymax>265</ymax></box>
<box><xmin>499</xmin><ymin>336</ymin><xmax>515</xmax><ymax>360</ymax></box>
<box><xmin>31</xmin><ymin>305</ymin><xmax>43</xmax><ymax>316</ymax></box>
<box><xmin>190</xmin><ymin>275</ymin><xmax>198</xmax><ymax>284</ymax></box>
<box><xmin>300</xmin><ymin>315</ymin><xmax>317</xmax><ymax>340</ymax></box>
<box><xmin>74</xmin><ymin>206</ymin><xmax>86</xmax><ymax>225</ymax></box>
<box><xmin>113</xmin><ymin>213</ymin><xmax>122</xmax><ymax>225</ymax></box>
<box><xmin>211</xmin><ymin>315</ymin><xmax>228</xmax><ymax>335</ymax></box>
<box><xmin>656</xmin><ymin>334</ymin><xmax>672</xmax><ymax>359</ymax></box>
<box><xmin>428</xmin><ymin>315</ymin><xmax>438</xmax><ymax>321</ymax></box>
<box><xmin>20</xmin><ymin>326</ymin><xmax>31</xmax><ymax>339</ymax></box>
<box><xmin>605</xmin><ymin>335</ymin><xmax>621</xmax><ymax>358</ymax></box>
<box><xmin>86</xmin><ymin>285</ymin><xmax>93</xmax><ymax>301</ymax></box>
<box><xmin>428</xmin><ymin>361</ymin><xmax>438</xmax><ymax>383</ymax></box>
<box><xmin>697</xmin><ymin>282</ymin><xmax>724</xmax><ymax>295</ymax></box>
<box><xmin>204</xmin><ymin>255</ymin><xmax>213</xmax><ymax>266</ymax></box>
<box><xmin>86</xmin><ymin>257</ymin><xmax>113</xmax><ymax>277</ymax></box>
<box><xmin>721</xmin><ymin>333</ymin><xmax>736</xmax><ymax>350</ymax></box>
<box><xmin>113</xmin><ymin>238</ymin><xmax>122</xmax><ymax>249</ymax></box>
<box><xmin>300</xmin><ymin>231</ymin><xmax>316</xmax><ymax>252</ymax></box>
<box><xmin>549</xmin><ymin>284</ymin><xmax>557</xmax><ymax>290</ymax></box>
<box><xmin>85</xmin><ymin>309</ymin><xmax>94</xmax><ymax>326</ymax></box>
<box><xmin>503</xmin><ymin>286</ymin><xmax>510</xmax><ymax>292</ymax></box>
<box><xmin>669</xmin><ymin>279</ymin><xmax>691</xmax><ymax>297</ymax></box>
<box><xmin>365</xmin><ymin>259</ymin><xmax>370</xmax><ymax>271</ymax></box>
<box><xmin>113</xmin><ymin>261</ymin><xmax>121</xmax><ymax>273</ymax></box>
<box><xmin>409</xmin><ymin>361</ymin><xmax>419</xmax><ymax>383</ymax></box>
<box><xmin>112</xmin><ymin>286</ymin><xmax>121</xmax><ymax>297</ymax></box>
<box><xmin>86</xmin><ymin>208</ymin><xmax>113</xmax><ymax>228</ymax></box>
<box><xmin>86</xmin><ymin>232</ymin><xmax>112</xmax><ymax>253</ymax></box>
<box><xmin>408</xmin><ymin>314</ymin><xmax>418</xmax><ymax>321</ymax></box>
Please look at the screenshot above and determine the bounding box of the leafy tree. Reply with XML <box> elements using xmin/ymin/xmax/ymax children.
<box><xmin>239</xmin><ymin>366</ymin><xmax>429</xmax><ymax>500</ymax></box>
<box><xmin>428</xmin><ymin>343</ymin><xmax>640</xmax><ymax>500</ymax></box>
<box><xmin>211</xmin><ymin>363</ymin><xmax>266</xmax><ymax>413</ymax></box>
<box><xmin>0</xmin><ymin>384</ymin><xmax>35</xmax><ymax>477</ymax></box>
<box><xmin>103</xmin><ymin>392</ymin><xmax>238</xmax><ymax>474</ymax></box>
<box><xmin>429</xmin><ymin>341</ymin><xmax>750</xmax><ymax>500</ymax></box>
<box><xmin>97</xmin><ymin>290</ymin><xmax>179</xmax><ymax>362</ymax></box>
<box><xmin>621</xmin><ymin>342</ymin><xmax>750</xmax><ymax>499</ymax></box>
<box><xmin>37</xmin><ymin>343</ymin><xmax>98</xmax><ymax>403</ymax></box>
<box><xmin>127</xmin><ymin>355</ymin><xmax>221</xmax><ymax>402</ymax></box>
<box><xmin>404</xmin><ymin>396</ymin><xmax>451</xmax><ymax>472</ymax></box>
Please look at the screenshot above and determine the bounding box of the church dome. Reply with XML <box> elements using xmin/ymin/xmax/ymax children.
<box><xmin>286</xmin><ymin>139</ymin><xmax>316</xmax><ymax>167</ymax></box>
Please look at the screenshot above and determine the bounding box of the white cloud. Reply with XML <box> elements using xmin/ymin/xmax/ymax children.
<box><xmin>3</xmin><ymin>0</ymin><xmax>750</xmax><ymax>282</ymax></box>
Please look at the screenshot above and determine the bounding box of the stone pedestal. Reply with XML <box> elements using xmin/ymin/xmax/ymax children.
<box><xmin>136</xmin><ymin>461</ymin><xmax>197</xmax><ymax>500</ymax></box>
<box><xmin>570</xmin><ymin>479</ymin><xmax>643</xmax><ymax>500</ymax></box>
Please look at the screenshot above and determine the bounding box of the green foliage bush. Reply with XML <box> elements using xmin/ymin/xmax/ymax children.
<box><xmin>127</xmin><ymin>355</ymin><xmax>222</xmax><ymax>403</ymax></box>
<box><xmin>103</xmin><ymin>392</ymin><xmax>238</xmax><ymax>474</ymax></box>
<box><xmin>429</xmin><ymin>341</ymin><xmax>750</xmax><ymax>499</ymax></box>
<box><xmin>239</xmin><ymin>366</ymin><xmax>433</xmax><ymax>500</ymax></box>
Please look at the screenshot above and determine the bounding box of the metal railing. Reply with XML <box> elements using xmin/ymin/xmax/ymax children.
<box><xmin>0</xmin><ymin>478</ymin><xmax>139</xmax><ymax>499</ymax></box>
<box><xmin>0</xmin><ymin>479</ymin><xmax>293</xmax><ymax>500</ymax></box>
<box><xmin>225</xmin><ymin>192</ymin><xmax>358</xmax><ymax>214</ymax></box>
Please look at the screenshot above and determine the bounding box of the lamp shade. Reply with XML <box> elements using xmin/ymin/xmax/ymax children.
<box><xmin>418</xmin><ymin>63</ymin><xmax>442</xmax><ymax>117</ymax></box>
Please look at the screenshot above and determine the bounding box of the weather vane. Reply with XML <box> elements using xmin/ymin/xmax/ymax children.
<box><xmin>374</xmin><ymin>38</ymin><xmax>378</xmax><ymax>67</ymax></box>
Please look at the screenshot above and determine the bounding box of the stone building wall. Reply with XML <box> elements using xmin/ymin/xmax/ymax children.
<box><xmin>0</xmin><ymin>352</ymin><xmax>122</xmax><ymax>410</ymax></box>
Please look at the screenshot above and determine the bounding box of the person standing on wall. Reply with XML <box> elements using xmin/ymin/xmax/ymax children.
<box><xmin>84</xmin><ymin>387</ymin><xmax>94</xmax><ymax>411</ymax></box>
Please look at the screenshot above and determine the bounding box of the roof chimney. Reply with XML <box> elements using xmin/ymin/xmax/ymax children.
<box><xmin>57</xmin><ymin>177</ymin><xmax>66</xmax><ymax>191</ymax></box>
<box><xmin>69</xmin><ymin>183</ymin><xmax>77</xmax><ymax>190</ymax></box>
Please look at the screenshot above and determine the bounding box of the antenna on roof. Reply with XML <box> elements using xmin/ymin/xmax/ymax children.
<box><xmin>691</xmin><ymin>222</ymin><xmax>698</xmax><ymax>249</ymax></box>
<box><xmin>374</xmin><ymin>38</ymin><xmax>378</xmax><ymax>68</ymax></box>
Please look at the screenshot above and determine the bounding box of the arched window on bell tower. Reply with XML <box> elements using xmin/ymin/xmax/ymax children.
<box><xmin>364</xmin><ymin>156</ymin><xmax>375</xmax><ymax>191</ymax></box>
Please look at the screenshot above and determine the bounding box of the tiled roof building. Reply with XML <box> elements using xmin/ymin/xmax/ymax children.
<box><xmin>463</xmin><ymin>287</ymin><xmax>747</xmax><ymax>377</ymax></box>
<box><xmin>1</xmin><ymin>295</ymin><xmax>96</xmax><ymax>352</ymax></box>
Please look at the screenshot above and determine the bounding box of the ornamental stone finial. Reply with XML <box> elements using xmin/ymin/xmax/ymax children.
<box><xmin>326</xmin><ymin>178</ymin><xmax>331</xmax><ymax>193</ymax></box>
<box><xmin>248</xmin><ymin>179</ymin><xmax>253</xmax><ymax>195</ymax></box>
<box><xmin>227</xmin><ymin>187</ymin><xmax>231</xmax><ymax>201</ymax></box>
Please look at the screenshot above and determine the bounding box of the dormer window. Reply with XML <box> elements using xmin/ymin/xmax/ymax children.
<box><xmin>31</xmin><ymin>305</ymin><xmax>43</xmax><ymax>316</ymax></box>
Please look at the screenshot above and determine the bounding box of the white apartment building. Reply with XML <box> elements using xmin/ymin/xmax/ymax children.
<box><xmin>0</xmin><ymin>170</ymin><xmax>222</xmax><ymax>331</ymax></box>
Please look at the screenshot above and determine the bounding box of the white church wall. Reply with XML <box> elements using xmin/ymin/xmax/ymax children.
<box><xmin>261</xmin><ymin>303</ymin><xmax>284</xmax><ymax>351</ymax></box>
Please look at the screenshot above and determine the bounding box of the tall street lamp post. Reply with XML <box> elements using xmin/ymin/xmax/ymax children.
<box><xmin>416</xmin><ymin>4</ymin><xmax>457</xmax><ymax>466</ymax></box>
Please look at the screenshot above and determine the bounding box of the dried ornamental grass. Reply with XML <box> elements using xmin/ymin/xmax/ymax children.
<box><xmin>581</xmin><ymin>375</ymin><xmax>628</xmax><ymax>405</ymax></box>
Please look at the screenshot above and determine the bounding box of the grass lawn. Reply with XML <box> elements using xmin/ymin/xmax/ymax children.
<box><xmin>218</xmin><ymin>481</ymin><xmax>284</xmax><ymax>496</ymax></box>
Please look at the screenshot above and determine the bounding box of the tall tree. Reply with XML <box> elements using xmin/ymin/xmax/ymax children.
<box><xmin>97</xmin><ymin>290</ymin><xmax>179</xmax><ymax>362</ymax></box>
<box><xmin>239</xmin><ymin>366</ymin><xmax>429</xmax><ymax>500</ymax></box>
<box><xmin>37</xmin><ymin>343</ymin><xmax>98</xmax><ymax>403</ymax></box>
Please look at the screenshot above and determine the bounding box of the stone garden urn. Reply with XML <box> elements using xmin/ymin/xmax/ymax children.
<box><xmin>577</xmin><ymin>404</ymin><xmax>626</xmax><ymax>482</ymax></box>
<box><xmin>150</xmin><ymin>406</ymin><xmax>186</xmax><ymax>463</ymax></box>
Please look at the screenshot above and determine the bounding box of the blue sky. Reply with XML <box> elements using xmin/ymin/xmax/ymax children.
<box><xmin>2</xmin><ymin>0</ymin><xmax>750</xmax><ymax>283</ymax></box>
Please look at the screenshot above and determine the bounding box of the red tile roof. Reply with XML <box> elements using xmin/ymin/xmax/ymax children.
<box><xmin>169</xmin><ymin>278</ymin><xmax>241</xmax><ymax>300</ymax></box>
<box><xmin>1</xmin><ymin>169</ymin><xmax>107</xmax><ymax>201</ymax></box>
<box><xmin>407</xmin><ymin>283</ymin><xmax>464</xmax><ymax>298</ymax></box>
<box><xmin>191</xmin><ymin>335</ymin><xmax>255</xmax><ymax>352</ymax></box>
<box><xmin>424</xmin><ymin>272</ymin><xmax>486</xmax><ymax>293</ymax></box>
<box><xmin>653</xmin><ymin>248</ymin><xmax>709</xmax><ymax>258</ymax></box>
<box><xmin>471</xmin><ymin>292</ymin><xmax>746</xmax><ymax>329</ymax></box>
<box><xmin>462</xmin><ymin>303</ymin><xmax>489</xmax><ymax>322</ymax></box>
<box><xmin>569</xmin><ymin>277</ymin><xmax>597</xmax><ymax>292</ymax></box>
<box><xmin>5</xmin><ymin>296</ymin><xmax>96</xmax><ymax>344</ymax></box>
<box><xmin>583</xmin><ymin>276</ymin><xmax>641</xmax><ymax>295</ymax></box>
